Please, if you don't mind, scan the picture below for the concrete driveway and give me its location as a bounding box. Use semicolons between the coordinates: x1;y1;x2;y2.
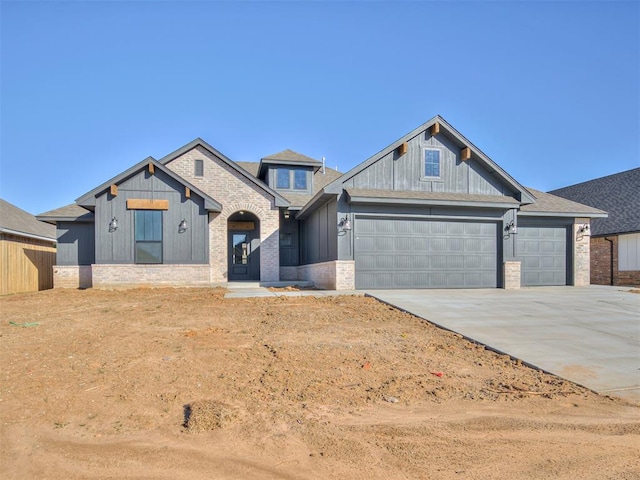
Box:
365;286;640;402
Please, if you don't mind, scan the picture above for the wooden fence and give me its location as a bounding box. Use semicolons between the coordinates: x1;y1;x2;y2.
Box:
0;234;56;295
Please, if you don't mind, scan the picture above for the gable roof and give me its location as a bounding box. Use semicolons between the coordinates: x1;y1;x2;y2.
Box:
37;204;94;224
322;115;536;205
258;149;324;178
0;198;56;241
158;138;290;208
519;188;608;218
75;157;223;212
549;168;639;235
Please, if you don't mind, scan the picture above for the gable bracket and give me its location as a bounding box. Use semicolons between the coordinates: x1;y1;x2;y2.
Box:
148;162;155;175
460;147;471;161
397;142;408;156
110;184;118;196
430;122;440;136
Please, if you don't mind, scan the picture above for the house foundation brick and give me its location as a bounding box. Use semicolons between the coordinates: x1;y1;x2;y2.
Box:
297;260;355;290
91;264;210;288
53;265;93;289
503;261;521;289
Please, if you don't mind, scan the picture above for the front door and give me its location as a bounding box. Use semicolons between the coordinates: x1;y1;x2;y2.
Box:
228;231;259;281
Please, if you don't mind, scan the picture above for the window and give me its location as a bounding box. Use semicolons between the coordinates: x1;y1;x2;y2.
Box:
619;233;640;271
424;149;441;177
280;232;293;247
276;168;308;190
135;210;162;264
276;168;290;189
294;169;307;190
194;159;204;177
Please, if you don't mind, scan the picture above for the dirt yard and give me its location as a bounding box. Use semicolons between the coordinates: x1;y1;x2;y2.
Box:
1;288;638;479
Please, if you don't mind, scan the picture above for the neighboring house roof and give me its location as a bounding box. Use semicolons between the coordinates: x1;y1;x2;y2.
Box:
37;204;95;224
0;198;56;242
345;188;520;209
75;157;223;212
519;188;608;218
549;168;639;235
158;138;290;208
322;115;537;205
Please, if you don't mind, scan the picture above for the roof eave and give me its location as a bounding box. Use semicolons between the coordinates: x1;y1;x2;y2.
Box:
0;227;56;243
347;194;518;210
295;190;338;220
518;211;609;218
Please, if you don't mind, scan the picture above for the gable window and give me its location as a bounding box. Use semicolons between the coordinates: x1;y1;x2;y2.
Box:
135;210;162;264
424;149;441;178
294;169;307;190
276;168;290;189
194;159;204;177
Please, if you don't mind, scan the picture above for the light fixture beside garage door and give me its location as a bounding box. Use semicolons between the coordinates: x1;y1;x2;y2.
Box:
339;215;352;232
504;220;518;238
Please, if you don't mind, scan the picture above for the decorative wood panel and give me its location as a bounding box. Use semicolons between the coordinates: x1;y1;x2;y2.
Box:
126;199;169;210
228;222;255;231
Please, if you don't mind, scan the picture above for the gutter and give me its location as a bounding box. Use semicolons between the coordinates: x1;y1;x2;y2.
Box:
0;227;57;244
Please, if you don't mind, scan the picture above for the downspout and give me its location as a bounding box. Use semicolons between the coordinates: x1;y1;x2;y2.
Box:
604;237;614;286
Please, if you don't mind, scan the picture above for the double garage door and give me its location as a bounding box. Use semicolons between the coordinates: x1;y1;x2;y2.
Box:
354;217;498;289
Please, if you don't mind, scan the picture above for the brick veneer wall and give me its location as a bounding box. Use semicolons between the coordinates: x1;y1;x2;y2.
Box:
590;235;640;286
297;260;355;290
92;264;210;287
503;261;521;289
573;221;591;286
165;145;280;283
53;265;93;289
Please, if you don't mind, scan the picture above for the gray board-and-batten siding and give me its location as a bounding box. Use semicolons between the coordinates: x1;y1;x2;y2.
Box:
94;169;209;264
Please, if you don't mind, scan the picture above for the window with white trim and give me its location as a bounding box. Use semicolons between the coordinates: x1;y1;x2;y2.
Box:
424;148;441;178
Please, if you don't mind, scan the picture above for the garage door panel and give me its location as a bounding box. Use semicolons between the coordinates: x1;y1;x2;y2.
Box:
518;225;567;286
355;218;498;289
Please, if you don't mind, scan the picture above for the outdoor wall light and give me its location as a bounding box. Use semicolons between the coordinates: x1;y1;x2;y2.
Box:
178;219;188;233
578;223;590;236
108;217;118;232
339;215;352;231
284;210;291;219
504;220;517;237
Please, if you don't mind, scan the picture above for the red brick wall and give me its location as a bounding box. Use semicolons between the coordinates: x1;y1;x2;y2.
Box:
590;236;640;286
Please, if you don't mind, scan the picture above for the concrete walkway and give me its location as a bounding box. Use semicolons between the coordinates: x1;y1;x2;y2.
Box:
366;286;640;402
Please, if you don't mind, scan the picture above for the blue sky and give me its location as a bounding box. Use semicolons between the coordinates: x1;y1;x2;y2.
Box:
1;0;638;215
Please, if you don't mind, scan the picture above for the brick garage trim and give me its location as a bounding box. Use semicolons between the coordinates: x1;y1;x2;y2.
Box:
91;264;210;288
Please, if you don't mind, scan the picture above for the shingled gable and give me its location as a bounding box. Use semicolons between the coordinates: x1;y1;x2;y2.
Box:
258;149;324;178
158;138;290;208
74;157;222;212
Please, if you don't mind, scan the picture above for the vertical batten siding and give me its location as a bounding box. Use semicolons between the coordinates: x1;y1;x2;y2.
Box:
300;198;338;265
1;234;56;295
56;222;95;265
94;169;209;265
344;129;514;198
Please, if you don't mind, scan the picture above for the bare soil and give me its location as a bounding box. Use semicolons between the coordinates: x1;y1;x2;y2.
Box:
1;288;638;479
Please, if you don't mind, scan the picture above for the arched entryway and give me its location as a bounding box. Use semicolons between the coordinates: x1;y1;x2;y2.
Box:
227;210;260;281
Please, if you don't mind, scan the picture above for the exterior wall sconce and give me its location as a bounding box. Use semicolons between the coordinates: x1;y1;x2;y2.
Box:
504;220;517;238
178;219;188;233
284;210;290;219
108;217;118;232
339;215;352;231
578;224;590;236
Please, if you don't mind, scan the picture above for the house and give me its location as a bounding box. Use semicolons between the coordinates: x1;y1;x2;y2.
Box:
37;116;606;290
1;198;56;295
549;168;640;286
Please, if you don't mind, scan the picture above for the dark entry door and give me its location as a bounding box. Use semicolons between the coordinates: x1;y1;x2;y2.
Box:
228;231;259;281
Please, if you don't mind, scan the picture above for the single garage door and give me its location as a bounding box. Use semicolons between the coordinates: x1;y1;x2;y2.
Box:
517;224;568;286
355;217;498;289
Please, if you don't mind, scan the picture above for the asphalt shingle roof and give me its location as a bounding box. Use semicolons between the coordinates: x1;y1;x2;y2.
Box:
261;149;322;165
345;188;520;205
37;204;94;223
520;188;608;216
548;168;639;235
0;198;56;240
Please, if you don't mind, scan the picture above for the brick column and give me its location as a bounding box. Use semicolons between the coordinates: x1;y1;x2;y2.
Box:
503;261;521;289
573;220;591;286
